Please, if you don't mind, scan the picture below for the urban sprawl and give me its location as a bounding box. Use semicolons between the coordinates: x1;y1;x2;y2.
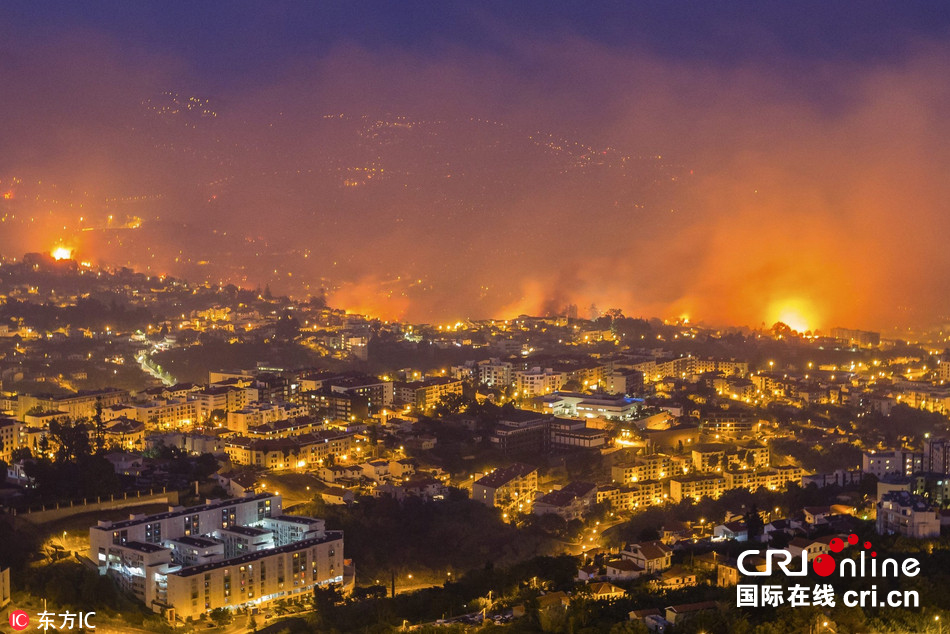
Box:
1;252;949;632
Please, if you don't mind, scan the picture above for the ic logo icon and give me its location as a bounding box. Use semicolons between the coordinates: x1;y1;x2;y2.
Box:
9;610;30;631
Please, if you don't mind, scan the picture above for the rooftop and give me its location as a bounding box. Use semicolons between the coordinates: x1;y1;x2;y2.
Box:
92;493;277;531
169;535;220;548
475;463;537;489
117;540;168;554
169;532;342;577
218;525;271;537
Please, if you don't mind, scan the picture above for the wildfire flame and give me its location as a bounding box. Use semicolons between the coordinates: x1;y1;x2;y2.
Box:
51;246;73;261
769;298;816;333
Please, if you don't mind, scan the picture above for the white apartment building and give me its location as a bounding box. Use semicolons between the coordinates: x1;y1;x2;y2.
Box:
89;494;344;622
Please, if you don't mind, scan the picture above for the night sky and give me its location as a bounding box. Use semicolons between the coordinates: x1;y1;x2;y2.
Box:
3;2;950;330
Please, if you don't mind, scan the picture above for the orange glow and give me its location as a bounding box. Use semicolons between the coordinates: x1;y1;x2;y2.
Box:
768;298;816;333
51;246;73;261
2;191;12;200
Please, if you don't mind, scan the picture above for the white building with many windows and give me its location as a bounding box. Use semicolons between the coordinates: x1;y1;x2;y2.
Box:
89;493;344;622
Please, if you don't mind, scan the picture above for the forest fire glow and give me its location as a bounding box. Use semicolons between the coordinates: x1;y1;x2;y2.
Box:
769;298;816;333
51;246;73;261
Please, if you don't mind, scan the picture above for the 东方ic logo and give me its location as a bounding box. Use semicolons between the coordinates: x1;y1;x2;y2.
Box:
9;610;30;631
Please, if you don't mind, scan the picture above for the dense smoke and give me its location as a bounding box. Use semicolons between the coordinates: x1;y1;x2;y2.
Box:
1;16;949;330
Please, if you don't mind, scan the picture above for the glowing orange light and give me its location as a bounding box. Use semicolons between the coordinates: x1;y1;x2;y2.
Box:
2;192;12;200
768;298;815;333
51;246;73;261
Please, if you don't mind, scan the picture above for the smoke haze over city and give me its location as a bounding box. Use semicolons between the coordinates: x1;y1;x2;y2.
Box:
3;2;950;330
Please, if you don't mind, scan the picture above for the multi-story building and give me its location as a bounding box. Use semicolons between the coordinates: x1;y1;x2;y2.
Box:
103;417;147;451
224;431;357;469
691;441;770;473
394;378;464;412
830;328;881;347
127;399;198;430
611;455;672;485
303;388;369;422
321;375;394;410
597;480;665;511
477;359;513;387
194;386;248;421
166;536;226;566
490;411;554;455
541;392;642;421
691;443;730;473
228;402;308;434
247;374;300;405
89;494;344;621
877;491;940;538
549;418;607;449
724;466;804;492
472;463;538;518
261;515;326;546
15;388;129;420
0;417;20;463
512;368;564;397
604;368;644;396
211;527;274;559
924;437;950;475
533;481;597;521
862;449;924;479
700;411;763;438
163;532;342;620
246;416;323;439
668;474;727;502
90;494;280;558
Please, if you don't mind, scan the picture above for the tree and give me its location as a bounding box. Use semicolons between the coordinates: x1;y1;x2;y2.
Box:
274;311;300;342
434;392;468;417
248;614;258;632
47;418;91;463
208;608;232;626
10;447;32;462
563;379;583;392
746;503;764;541
93;397;105;455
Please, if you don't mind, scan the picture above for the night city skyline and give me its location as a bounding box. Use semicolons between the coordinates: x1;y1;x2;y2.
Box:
5;5;950;634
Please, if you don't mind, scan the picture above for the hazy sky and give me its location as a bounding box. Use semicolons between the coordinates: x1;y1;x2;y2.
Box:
3;2;950;330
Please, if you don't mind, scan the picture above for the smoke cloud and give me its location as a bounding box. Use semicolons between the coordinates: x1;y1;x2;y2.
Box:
1;22;949;331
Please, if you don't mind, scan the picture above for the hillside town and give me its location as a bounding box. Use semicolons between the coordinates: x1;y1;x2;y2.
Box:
1;255;950;631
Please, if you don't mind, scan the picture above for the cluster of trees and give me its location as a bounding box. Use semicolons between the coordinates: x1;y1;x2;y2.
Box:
770;437;864;474
11;408;124;502
21;560;170;630
264;532;950;634
297;492;555;583
857;403;950;446
265;556;579;633
152;339;332;384
9;409;218;504
0;296;153;332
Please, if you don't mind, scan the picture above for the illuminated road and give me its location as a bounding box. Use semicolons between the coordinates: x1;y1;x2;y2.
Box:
136;347;176;386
